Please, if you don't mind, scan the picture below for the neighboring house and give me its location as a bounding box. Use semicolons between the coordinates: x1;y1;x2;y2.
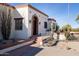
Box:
48;18;56;31
0;4;57;40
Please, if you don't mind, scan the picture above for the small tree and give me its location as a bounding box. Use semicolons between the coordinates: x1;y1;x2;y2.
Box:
0;6;11;40
62;24;72;32
62;24;73;40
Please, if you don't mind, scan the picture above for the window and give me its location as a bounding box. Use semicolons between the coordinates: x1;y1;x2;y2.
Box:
44;22;47;28
14;18;23;30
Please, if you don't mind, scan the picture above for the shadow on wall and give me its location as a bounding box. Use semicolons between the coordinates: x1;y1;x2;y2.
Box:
10;9;29;39
13;23;28;39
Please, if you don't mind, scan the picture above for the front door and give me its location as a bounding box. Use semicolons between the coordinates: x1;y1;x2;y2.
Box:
32;16;38;35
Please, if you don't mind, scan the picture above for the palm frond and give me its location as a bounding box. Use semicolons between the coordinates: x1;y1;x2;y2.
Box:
76;15;79;21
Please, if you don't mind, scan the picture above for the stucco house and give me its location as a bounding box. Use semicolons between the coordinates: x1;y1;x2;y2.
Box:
0;4;56;40
48;18;57;31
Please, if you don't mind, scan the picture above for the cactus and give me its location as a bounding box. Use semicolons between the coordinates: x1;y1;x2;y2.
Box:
0;6;11;40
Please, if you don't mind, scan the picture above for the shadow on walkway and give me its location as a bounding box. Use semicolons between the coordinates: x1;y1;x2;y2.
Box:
0;45;43;56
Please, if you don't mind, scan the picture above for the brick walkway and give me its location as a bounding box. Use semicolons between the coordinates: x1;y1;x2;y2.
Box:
0;39;31;50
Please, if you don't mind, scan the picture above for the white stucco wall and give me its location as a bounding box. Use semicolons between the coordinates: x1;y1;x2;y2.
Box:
28;7;48;36
10;6;29;39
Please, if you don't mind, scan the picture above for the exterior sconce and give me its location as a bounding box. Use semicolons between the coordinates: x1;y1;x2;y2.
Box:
29;20;31;23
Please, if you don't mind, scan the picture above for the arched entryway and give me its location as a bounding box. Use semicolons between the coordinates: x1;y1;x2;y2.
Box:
31;15;38;35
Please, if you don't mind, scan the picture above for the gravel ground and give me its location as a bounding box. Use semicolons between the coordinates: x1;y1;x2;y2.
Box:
36;41;79;56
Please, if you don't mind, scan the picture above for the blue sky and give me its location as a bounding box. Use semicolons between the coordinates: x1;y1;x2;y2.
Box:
10;3;79;28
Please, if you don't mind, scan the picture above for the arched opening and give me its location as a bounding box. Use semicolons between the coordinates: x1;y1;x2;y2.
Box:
31;16;38;35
